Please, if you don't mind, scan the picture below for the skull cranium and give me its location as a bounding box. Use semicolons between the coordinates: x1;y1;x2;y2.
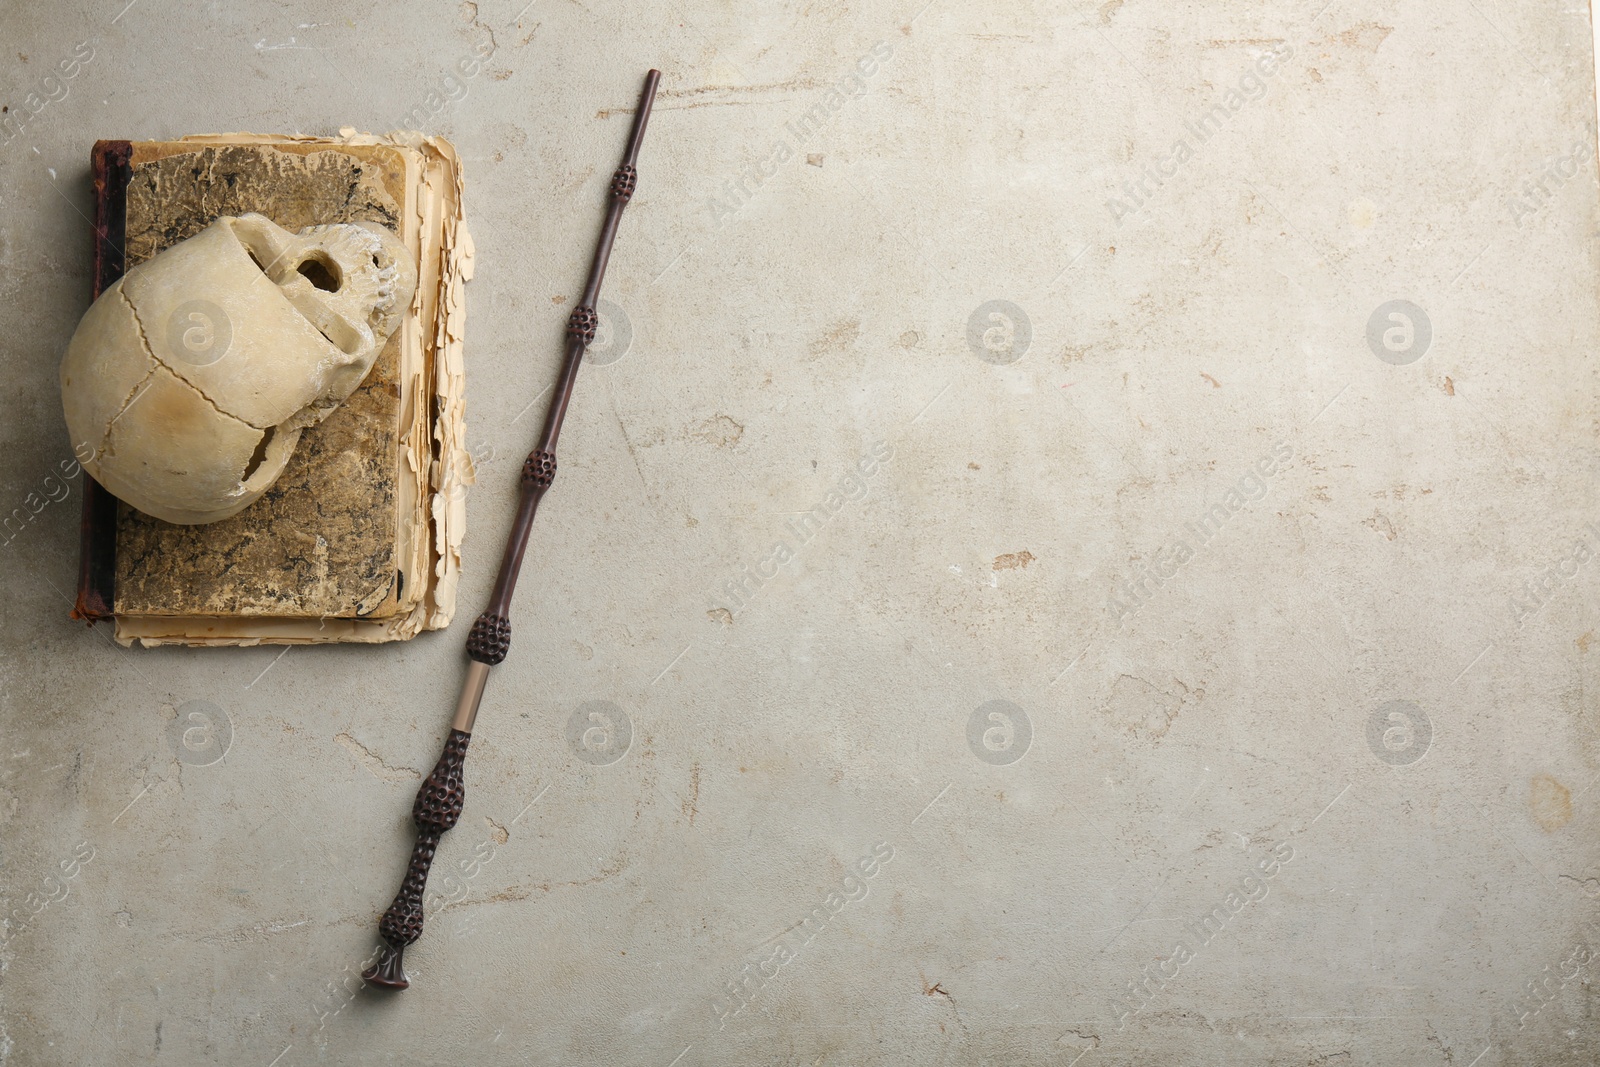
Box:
59;213;418;524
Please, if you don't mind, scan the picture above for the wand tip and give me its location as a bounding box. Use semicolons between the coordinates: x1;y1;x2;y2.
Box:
362;945;411;990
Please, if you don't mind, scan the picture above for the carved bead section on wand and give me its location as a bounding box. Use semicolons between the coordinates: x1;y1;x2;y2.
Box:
466;613;512;665
364;728;472;989
566;305;598;345
521;449;557;490
610;164;637;203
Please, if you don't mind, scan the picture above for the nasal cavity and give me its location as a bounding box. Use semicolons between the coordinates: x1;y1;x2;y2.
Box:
296;254;342;293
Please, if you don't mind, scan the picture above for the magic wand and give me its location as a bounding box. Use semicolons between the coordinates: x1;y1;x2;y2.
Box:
363;68;661;990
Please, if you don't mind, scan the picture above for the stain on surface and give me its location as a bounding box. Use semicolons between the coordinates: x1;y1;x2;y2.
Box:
1363;510;1397;541
1334;21;1393;52
1102;675;1200;740
1205;36;1286;47
683;761;701;824
993;550;1035;571
808;318;861;360
690;414;744;448
480;885;533;905
1530;774;1572;831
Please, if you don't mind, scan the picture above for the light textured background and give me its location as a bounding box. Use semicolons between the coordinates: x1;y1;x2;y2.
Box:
3;1;1600;1064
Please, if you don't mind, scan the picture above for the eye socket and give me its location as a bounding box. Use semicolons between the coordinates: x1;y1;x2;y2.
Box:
296;254;342;293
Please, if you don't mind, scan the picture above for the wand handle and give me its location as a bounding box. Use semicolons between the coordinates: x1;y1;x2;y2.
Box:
364;69;660;991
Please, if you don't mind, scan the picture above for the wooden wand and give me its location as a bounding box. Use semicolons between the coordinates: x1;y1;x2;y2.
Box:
363;68;661;990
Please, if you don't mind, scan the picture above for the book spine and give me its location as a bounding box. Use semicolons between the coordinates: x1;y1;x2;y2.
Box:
71;140;132;623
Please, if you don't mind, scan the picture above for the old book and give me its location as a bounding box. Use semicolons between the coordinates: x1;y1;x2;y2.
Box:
71;132;474;645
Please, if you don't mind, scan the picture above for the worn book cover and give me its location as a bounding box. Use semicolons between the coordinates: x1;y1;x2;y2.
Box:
72;132;474;645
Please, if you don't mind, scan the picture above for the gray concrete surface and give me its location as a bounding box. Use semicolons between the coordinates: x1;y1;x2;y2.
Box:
3;1;1600;1064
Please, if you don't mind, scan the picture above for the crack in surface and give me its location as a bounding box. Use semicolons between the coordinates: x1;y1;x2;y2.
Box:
118;286;268;431
436;854;632;914
334;731;420;783
92;357;159;461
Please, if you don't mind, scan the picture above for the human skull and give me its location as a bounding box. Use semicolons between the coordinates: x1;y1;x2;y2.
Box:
59;213;417;524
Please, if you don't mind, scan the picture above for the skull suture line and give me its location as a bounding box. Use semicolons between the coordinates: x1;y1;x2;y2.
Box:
59;213;418;524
